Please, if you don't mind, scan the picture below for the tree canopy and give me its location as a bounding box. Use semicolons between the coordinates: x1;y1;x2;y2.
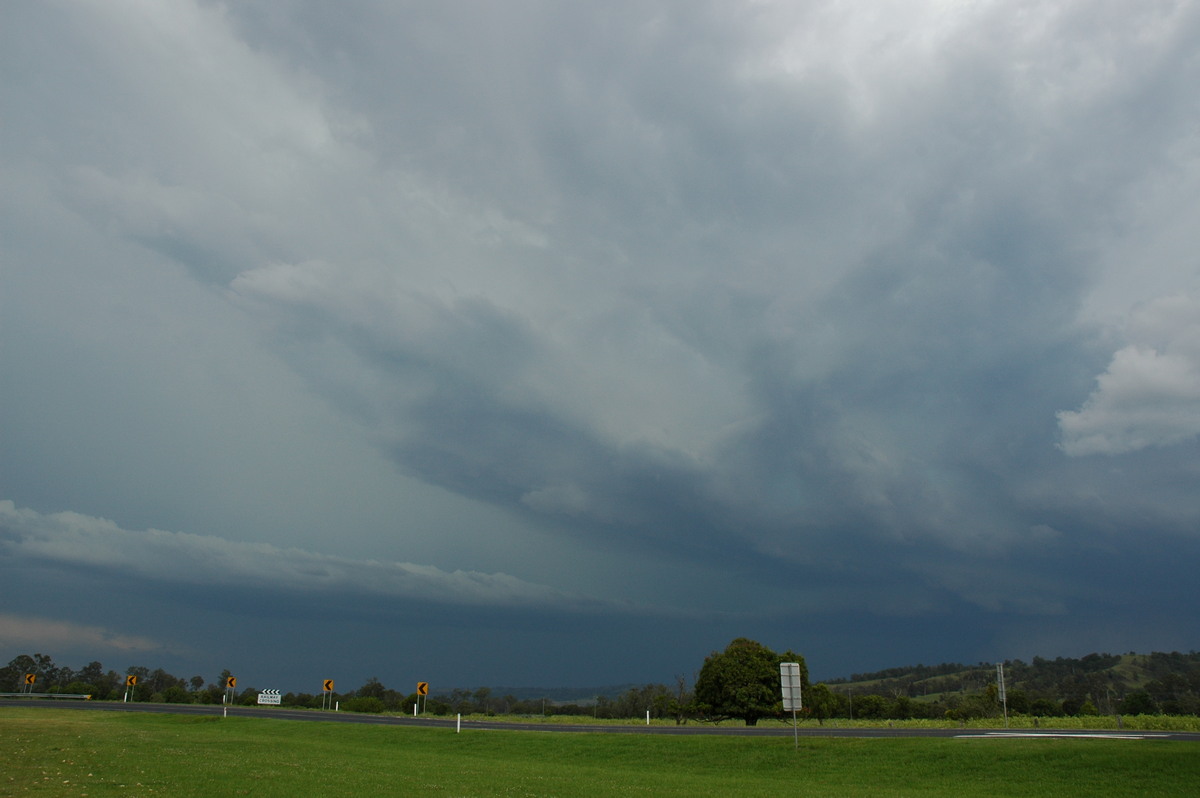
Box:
693;637;808;726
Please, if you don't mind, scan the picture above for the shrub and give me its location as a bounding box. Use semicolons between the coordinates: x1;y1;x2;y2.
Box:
160;685;192;704
344;697;385;714
1029;698;1062;717
64;681;101;699
1121;691;1157;715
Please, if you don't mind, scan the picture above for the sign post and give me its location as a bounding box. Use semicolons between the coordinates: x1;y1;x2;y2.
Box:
417;681;429;714
996;664;1008;729
124;675;138;703
23;673;36;695
322;679;334;711
223;676;236;717
780;662;802;750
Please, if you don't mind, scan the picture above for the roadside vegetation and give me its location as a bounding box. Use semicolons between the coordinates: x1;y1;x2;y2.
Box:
5;644;1200;729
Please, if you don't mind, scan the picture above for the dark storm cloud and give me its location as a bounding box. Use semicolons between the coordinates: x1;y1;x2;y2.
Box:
4;0;1200;684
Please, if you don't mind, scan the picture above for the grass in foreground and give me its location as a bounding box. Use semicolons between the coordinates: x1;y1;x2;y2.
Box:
3;708;1197;797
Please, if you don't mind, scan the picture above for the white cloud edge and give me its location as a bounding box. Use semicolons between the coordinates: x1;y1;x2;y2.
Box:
0;500;611;613
1058;294;1200;456
0;612;166;655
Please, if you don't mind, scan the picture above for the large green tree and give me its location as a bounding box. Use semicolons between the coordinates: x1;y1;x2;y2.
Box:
693;638;808;726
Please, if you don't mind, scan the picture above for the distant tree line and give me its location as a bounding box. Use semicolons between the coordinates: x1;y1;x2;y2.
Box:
0;653;694;719
818;650;1200;718
1;653;218;705
6;646;1199;722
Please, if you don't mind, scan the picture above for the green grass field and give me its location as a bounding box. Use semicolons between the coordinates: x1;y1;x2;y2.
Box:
3;708;1197;797
448;711;1200;732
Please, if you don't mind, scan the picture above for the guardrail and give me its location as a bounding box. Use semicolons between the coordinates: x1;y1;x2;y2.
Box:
0;692;92;700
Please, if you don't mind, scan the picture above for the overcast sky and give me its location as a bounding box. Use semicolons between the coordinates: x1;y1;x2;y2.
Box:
3;0;1200;694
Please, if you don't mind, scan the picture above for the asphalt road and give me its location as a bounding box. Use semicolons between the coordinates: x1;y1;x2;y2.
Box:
4;698;1198;741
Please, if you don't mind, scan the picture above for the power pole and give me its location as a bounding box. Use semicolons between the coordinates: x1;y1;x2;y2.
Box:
996;664;1008;728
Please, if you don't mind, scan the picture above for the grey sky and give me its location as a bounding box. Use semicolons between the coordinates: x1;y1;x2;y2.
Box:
3;0;1199;691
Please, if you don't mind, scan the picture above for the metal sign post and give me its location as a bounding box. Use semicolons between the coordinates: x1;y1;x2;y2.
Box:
223;676;236;718
780;662;803;750
322;679;334;711
996;664;1008;729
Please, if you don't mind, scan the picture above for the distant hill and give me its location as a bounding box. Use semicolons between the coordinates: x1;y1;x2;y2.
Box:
820;650;1200;711
434;684;641;704
438;652;1200;708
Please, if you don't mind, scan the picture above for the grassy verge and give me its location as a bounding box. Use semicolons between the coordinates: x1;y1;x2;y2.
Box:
3;707;1197;797
447;711;1200;732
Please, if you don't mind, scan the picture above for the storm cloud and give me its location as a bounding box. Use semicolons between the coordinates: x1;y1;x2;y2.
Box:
3;0;1199;688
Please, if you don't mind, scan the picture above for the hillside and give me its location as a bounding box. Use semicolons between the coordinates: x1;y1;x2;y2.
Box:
437;684;641;704
437;652;1200;713
820;651;1200;715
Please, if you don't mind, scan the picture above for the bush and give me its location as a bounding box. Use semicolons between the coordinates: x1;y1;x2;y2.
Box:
344;697;385;714
63;681;101;699
160;685;192;704
1121;691;1157;715
1029;698;1062;716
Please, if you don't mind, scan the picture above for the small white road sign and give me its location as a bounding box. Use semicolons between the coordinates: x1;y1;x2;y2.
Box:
257;689;282;705
780;662;802;711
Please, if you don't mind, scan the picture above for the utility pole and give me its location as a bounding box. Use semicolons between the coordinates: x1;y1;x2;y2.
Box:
996;664;1008;729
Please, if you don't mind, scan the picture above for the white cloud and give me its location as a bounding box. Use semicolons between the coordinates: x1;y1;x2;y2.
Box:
1059;295;1200;455
0;500;606;612
0;612;165;654
521;483;594;517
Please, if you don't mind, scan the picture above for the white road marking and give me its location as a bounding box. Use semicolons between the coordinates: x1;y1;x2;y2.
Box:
955;731;1170;740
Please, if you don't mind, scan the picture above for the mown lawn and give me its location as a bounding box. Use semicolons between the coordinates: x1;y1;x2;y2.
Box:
3;708;1197;797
